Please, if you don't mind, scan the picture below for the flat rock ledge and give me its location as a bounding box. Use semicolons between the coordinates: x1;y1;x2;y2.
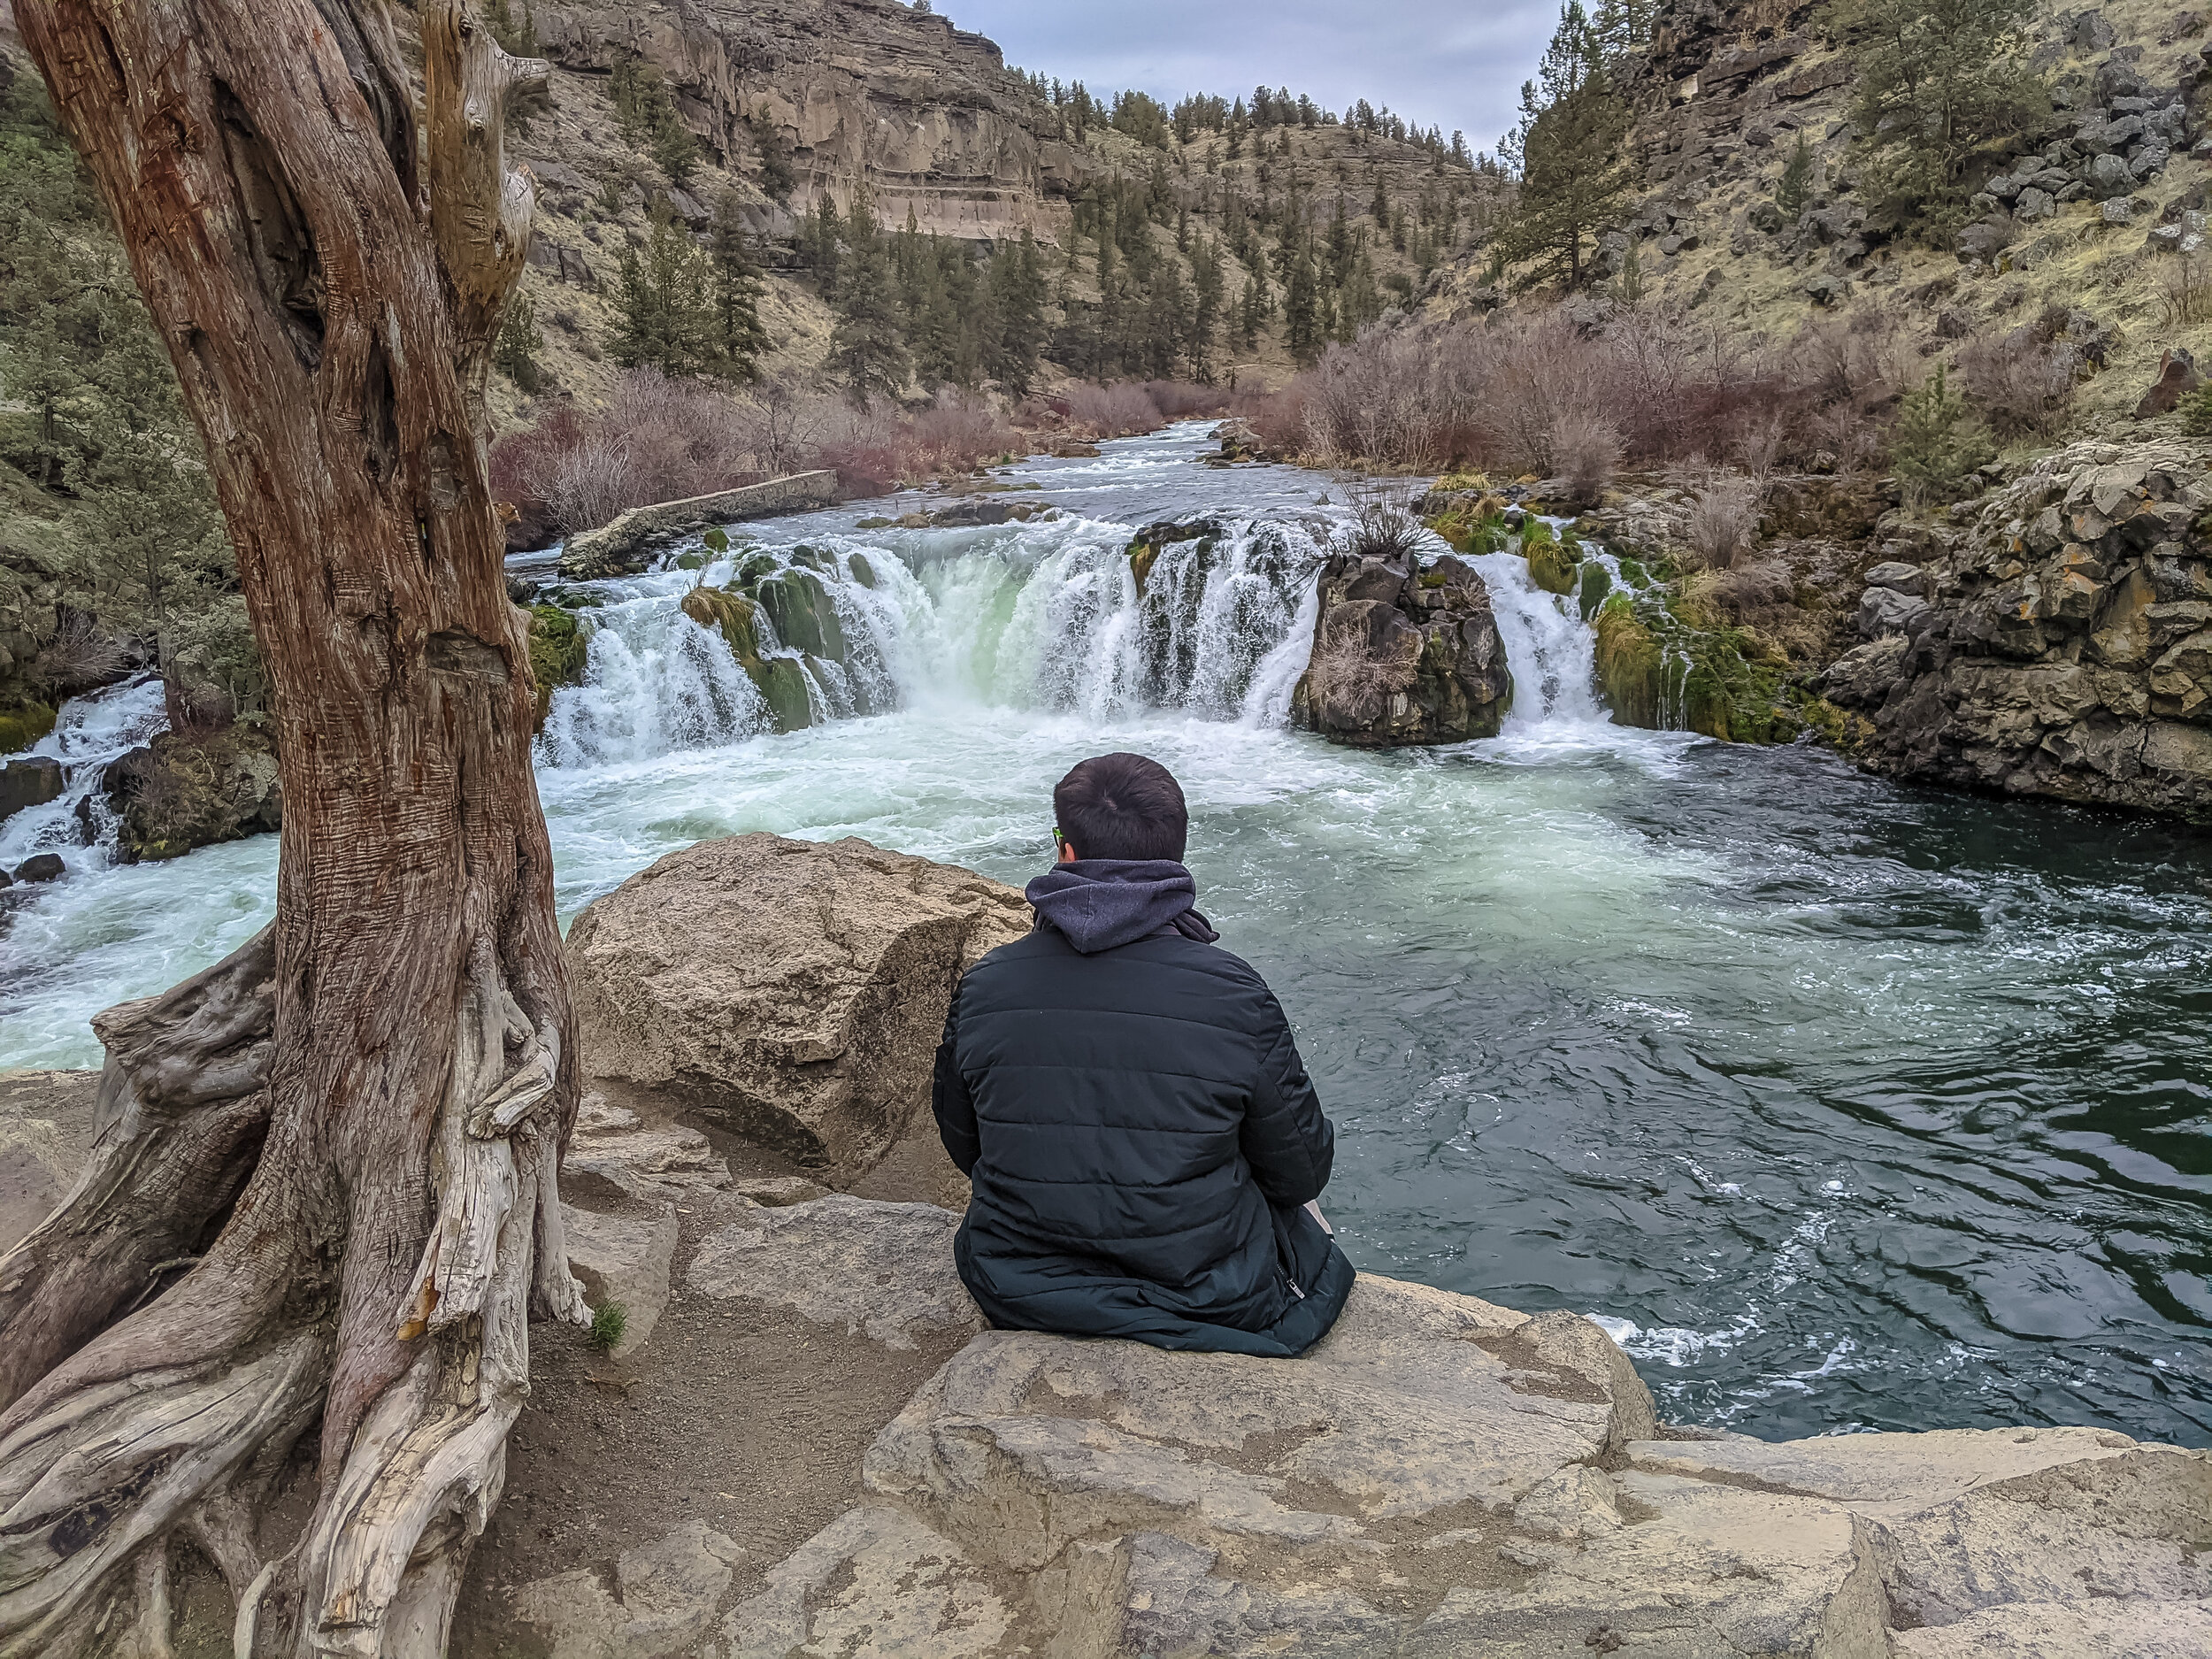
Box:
509;1194;2212;1659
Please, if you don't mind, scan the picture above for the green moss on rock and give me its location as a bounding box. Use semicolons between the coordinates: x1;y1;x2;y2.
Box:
1595;598;1666;728
526;605;589;731
0;702;58;754
1525;534;1579;597
848;552;878;589
757;569;847;660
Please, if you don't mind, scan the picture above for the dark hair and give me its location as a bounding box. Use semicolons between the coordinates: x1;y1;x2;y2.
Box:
1054;752;1188;863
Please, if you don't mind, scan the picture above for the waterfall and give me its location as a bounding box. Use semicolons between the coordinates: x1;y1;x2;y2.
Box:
533;508;1645;769
538;516;1332;764
1;676;170;872
1462;549;1612;730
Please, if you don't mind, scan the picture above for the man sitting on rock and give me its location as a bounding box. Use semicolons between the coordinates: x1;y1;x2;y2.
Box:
932;751;1354;1356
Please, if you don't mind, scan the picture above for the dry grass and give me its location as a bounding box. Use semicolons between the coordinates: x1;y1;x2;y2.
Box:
1684;472;1763;572
1304;612;1419;721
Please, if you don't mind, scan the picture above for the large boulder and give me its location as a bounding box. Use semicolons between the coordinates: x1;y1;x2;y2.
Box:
566;834;1031;1176
694;1195;2210;1657
1292;552;1513;746
0;755;63;825
103;723;281;863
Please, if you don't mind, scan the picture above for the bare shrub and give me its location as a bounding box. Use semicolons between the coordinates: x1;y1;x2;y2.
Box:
2160;251;2212;325
729;373;835;478
1548;409;1624;504
1233;380;1311;456
1684;472;1762;571
1955;328;2079;440
1344;495;1426;562
1686;558;1795;621
1303;611;1419;723
489;369;757;538
30;609;132;696
1057;381;1167;438
902;388;1020;474
540;429;639;535
1136;380;1232;421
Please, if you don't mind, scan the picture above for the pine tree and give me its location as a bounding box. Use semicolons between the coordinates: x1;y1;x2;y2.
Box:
708;192;769;382
828;191;911;405
1370;179;1390;226
1776;131;1816;217
986;230;1049;396
1499;3;1634;289
748;105;796;202
493;288;544;392
1892;364;1994;508
1285;242;1321;363
612;205;719;376
1188;236;1225;382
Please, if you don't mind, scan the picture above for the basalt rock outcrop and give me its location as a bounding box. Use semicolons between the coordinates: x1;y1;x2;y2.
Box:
1827;442;2212;816
564;833;1031;1175
1292;550;1513;747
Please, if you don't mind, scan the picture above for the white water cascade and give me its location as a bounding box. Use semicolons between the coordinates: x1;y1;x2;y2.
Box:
537;513;1337;768
1;675;170;873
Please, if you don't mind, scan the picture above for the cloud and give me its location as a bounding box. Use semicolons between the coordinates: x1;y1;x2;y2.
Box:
941;0;1558;156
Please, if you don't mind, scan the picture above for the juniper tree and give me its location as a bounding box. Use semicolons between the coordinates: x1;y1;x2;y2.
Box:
1499;1;1634;289
1777;130;1817;216
5;2;576;1648
1823;0;2047;241
708;193;769;382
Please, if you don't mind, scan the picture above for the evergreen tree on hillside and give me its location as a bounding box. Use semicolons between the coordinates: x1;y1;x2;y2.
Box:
828;191;911;405
986;231;1050;396
708;193;769;382
612;205;719;377
1823;0;2047;242
1499;2;1633;289
1285;242;1322;363
1776;131;1817;217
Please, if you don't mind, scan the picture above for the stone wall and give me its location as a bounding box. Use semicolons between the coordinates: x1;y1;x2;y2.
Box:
557;470;839;579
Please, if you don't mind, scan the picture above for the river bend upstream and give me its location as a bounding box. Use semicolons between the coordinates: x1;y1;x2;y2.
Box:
4;424;2208;1445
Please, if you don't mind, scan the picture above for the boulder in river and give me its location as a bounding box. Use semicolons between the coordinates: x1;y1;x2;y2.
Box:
565;833;1032;1176
1292;551;1513;746
102;722;280;863
0;755;63;825
12;852;65;883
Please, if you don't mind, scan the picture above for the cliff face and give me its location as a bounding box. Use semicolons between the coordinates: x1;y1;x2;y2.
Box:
1828;442;2212;815
529;0;1081;245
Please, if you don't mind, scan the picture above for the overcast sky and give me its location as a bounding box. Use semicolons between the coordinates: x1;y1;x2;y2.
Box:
940;0;1561;158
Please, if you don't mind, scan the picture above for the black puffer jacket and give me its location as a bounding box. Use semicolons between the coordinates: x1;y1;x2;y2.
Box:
933;904;1354;1356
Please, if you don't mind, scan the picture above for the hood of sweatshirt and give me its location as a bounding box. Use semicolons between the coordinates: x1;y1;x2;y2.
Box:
1025;858;1221;955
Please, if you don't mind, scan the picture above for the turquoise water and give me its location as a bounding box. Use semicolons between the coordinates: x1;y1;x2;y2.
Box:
4;425;2207;1444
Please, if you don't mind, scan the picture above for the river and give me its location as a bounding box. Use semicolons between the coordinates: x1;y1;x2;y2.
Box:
4;422;2208;1446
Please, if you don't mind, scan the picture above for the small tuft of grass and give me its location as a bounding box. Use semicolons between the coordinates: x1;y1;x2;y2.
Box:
587;1301;627;1354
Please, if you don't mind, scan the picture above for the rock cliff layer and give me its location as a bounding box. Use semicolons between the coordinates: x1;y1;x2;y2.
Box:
1830;442;2212;815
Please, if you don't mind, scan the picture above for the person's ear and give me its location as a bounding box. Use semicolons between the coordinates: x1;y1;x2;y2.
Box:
1054;828;1079;863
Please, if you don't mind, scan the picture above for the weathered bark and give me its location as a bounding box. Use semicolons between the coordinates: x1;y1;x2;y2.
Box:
1;3;581;1653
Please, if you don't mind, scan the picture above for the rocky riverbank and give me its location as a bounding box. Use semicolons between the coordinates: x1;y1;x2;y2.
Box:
4;834;2203;1656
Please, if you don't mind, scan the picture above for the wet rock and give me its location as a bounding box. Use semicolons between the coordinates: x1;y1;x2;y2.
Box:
1856;440;2212;815
510;1520;742;1659
1292;553;1513;747
0;756;62;825
565;834;1030;1175
12;852;64;883
527;603;589;732
687;1194;981;1350
103;723;280;864
1859;585;1934;638
1822;636;1912;708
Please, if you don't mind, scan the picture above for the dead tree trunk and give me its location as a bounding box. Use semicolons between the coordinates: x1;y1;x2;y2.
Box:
0;4;583;1653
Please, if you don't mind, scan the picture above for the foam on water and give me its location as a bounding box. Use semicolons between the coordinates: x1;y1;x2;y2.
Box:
3;422;2208;1447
